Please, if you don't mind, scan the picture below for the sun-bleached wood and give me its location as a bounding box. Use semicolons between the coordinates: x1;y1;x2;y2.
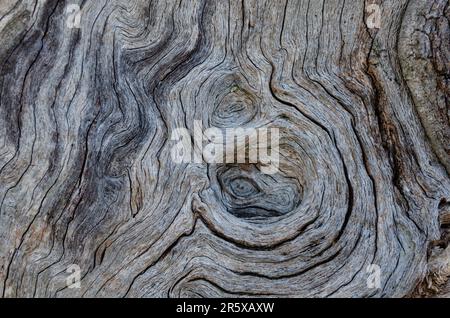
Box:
0;0;449;298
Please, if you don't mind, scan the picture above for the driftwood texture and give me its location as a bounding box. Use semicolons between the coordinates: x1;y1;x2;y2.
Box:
0;0;449;298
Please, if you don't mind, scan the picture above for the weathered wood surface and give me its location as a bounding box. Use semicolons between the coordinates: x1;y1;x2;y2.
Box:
0;0;449;298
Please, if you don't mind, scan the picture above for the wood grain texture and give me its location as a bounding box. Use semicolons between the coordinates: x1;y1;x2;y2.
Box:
0;0;449;298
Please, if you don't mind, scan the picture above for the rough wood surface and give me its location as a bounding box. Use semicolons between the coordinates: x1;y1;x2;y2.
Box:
0;0;449;298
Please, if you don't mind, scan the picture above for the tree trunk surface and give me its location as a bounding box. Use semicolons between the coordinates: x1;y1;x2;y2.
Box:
0;0;449;298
